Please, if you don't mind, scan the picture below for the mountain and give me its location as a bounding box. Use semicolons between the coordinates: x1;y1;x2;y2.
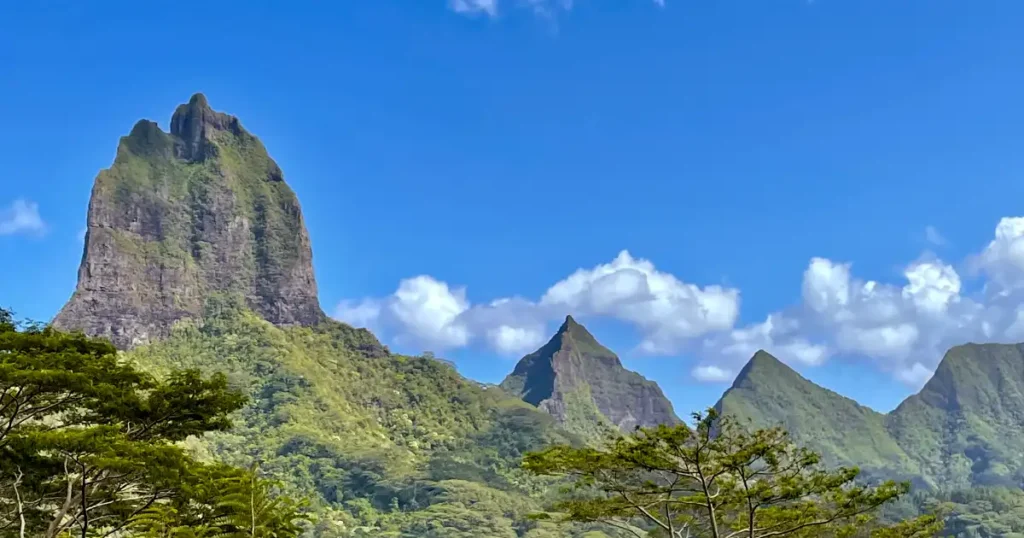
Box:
53;94;323;349
719;347;1024;491
51;95;608;537
887;343;1024;490
715;351;915;481
501;315;680;440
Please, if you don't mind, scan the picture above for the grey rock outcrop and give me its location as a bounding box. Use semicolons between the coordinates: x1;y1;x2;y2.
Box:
54;93;324;348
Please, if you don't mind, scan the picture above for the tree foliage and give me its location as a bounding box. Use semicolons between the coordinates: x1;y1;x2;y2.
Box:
129;464;306;538
524;408;943;538
0;309;305;538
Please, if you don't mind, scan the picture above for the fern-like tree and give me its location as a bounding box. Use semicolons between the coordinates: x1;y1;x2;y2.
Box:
523;408;943;538
130;464;306;538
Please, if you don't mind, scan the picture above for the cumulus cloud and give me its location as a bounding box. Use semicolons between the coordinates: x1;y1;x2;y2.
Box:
335;250;737;357
975;217;1024;290
0;199;46;236
701;218;1024;385
336;275;471;350
541;250;739;353
337;216;1024;387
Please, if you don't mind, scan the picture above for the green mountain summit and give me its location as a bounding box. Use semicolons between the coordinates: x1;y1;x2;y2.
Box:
716;350;914;481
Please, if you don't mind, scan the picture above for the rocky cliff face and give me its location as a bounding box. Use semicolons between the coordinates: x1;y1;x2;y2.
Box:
500;316;680;438
54;94;324;348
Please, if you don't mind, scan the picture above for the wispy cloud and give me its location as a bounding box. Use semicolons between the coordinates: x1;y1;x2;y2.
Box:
0;199;46;237
450;0;499;17
450;0;664;19
924;225;947;247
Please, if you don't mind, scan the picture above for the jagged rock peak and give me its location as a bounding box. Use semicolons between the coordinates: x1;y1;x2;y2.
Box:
53;93;324;349
500;316;680;436
170;93;243;161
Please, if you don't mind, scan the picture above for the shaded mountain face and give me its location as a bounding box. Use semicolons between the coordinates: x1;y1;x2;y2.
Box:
715;351;915;482
718;347;1024;490
53;94;324;348
501;316;680;439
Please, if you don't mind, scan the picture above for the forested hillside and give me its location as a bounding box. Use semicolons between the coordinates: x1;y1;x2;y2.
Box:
126;295;610;537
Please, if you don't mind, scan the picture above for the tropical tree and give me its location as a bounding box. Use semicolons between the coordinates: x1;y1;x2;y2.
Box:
0;308;305;538
523;408;943;538
129;464;306;538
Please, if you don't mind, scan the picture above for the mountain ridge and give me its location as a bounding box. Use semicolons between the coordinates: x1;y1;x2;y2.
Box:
720;346;1024;490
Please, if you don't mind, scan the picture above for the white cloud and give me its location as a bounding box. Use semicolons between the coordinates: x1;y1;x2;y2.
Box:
77;227;87;242
334;250;736;357
487;325;546;355
975;217;1024;289
337;216;1024;387
542;250;739;354
692;365;732;383
0;199;46;236
802;258;851;315
896;362;933;388
702;217;1024;385
336;275;470;350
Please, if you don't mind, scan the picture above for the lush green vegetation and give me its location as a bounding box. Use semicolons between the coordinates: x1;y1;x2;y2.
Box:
123;295;615;537
0;309;306;537
523;408;942;538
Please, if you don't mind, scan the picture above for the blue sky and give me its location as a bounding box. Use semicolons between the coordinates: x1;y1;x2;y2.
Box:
4;0;1024;416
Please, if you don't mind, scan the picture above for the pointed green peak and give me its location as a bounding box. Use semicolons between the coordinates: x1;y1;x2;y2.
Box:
731;350;802;389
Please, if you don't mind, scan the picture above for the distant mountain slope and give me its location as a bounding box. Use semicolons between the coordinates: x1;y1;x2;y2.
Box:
501;316;680;440
718;347;1024;490
887;343;1024;490
715;351;915;481
54;94;323;349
